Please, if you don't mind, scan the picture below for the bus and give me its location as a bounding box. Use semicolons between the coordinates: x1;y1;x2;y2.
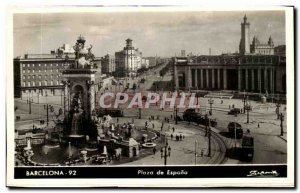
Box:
241;136;254;161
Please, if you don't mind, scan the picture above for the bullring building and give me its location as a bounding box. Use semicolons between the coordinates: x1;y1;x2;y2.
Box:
173;15;286;94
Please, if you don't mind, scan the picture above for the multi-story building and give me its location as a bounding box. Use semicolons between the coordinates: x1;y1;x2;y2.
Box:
274;45;286;56
101;54;116;75
14;36;102;98
115;39;142;77
141;58;150;69
173;15;286;94
250;36;275;55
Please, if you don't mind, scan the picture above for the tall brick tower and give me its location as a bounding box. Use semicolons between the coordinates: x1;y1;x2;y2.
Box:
239;15;250;55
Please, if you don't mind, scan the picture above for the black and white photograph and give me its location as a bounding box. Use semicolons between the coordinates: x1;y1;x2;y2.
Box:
6;6;295;188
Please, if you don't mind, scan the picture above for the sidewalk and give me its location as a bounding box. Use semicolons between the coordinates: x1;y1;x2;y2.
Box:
112;117;225;165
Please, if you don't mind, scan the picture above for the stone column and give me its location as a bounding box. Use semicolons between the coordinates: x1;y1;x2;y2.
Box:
200;69;203;89
185;67;189;89
174;59;179;90
251;69;255;91
188;66;192;90
264;68;268;92
238;68;242;91
206;69;209;89
64;84;69;116
89;84;95;113
212;69;215;89
245;68;249;91
223;69;227;90
270;68;273;94
195;69;198;89
258;68;261;93
217;69;220;89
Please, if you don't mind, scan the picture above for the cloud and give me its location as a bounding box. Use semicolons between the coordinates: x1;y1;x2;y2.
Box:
13;10;286;57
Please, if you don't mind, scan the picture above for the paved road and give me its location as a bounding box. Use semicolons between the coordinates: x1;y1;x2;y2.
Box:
14;61;287;165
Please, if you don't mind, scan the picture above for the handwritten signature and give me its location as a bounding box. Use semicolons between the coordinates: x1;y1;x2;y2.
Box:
247;170;279;177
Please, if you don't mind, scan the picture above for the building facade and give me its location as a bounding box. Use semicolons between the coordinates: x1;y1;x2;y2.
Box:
173;15;286;94
115;39;142;77
173;54;286;94
101;54;116;75
141;58;150;69
14;36;102;98
250;36;275;55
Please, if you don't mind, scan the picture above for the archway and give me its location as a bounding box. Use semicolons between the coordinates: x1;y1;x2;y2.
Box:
132;147;137;156
71;85;84;111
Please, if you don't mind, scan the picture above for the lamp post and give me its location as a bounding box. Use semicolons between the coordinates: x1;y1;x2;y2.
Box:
45;91;49;126
207;118;211;157
245;102;251;124
175;106;178;125
38;90;40;104
138;108;142;119
28;97;32;114
280;113;284;136
276;98;281;120
208;98;214;115
160;139;171;165
243;90;246;113
205;114;208;137
234;120;237;150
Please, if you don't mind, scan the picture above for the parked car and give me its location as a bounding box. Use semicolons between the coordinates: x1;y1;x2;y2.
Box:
228;108;242;115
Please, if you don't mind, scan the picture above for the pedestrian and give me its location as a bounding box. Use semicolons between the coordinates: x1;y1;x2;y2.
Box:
152;123;155;129
172;127;175;132
258;123;260;128
229;105;231;109
182;135;185;140
176;135;179;141
153;147;156;154
179;134;182;141
171;114;173;119
171;134;173;140
232;104;235;108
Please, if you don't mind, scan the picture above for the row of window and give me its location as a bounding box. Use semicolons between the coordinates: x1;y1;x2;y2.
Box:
23;74;61;80
22;69;60;73
23;80;62;87
22;63;68;68
257;50;272;54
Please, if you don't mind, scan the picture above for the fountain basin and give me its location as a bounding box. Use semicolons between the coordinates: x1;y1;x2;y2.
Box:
142;143;156;148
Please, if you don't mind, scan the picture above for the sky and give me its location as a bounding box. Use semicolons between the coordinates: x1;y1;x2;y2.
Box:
13;10;286;58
